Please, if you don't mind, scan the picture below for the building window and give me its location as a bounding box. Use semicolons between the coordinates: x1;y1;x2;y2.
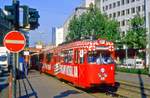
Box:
117;11;120;16
121;0;125;5
109;4;112;9
109;14;112;18
126;9;130;14
121;20;125;26
126;19;129;26
113;2;116;8
113;12;116;18
118;21;121;26
122;31;125;37
131;7;135;13
105;5;108;10
126;0;129;4
136;6;141;12
103;6;105;11
117;1;120;6
121;10;125;16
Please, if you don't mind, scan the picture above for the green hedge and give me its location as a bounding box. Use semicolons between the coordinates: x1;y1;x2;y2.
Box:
116;67;149;75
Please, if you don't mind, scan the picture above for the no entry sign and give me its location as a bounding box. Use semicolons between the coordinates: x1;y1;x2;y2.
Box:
3;31;26;53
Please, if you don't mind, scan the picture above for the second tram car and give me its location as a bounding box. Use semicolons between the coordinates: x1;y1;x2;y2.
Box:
40;39;115;88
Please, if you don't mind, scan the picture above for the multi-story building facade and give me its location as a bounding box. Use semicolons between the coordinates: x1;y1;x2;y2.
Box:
63;0;99;42
100;0;150;65
100;0;149;38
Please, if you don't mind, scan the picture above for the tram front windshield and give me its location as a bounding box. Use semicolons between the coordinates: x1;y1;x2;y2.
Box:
88;51;114;64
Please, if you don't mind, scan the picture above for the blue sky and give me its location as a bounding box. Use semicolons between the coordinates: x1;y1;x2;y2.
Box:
0;0;83;46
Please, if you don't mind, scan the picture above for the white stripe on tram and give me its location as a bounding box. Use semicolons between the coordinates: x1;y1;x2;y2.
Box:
5;40;25;44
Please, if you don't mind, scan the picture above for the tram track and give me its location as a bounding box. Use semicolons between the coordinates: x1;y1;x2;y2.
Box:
66;81;150;98
116;81;150;98
88;88;129;98
86;81;150;98
84;85;129;98
65;81;128;98
44;71;150;98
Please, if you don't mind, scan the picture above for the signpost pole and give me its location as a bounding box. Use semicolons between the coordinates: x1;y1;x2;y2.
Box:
3;31;26;98
12;53;16;98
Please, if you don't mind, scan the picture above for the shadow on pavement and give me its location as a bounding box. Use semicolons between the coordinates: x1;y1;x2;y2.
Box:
19;92;38;98
16;68;38;98
53;90;81;98
138;70;147;98
0;72;9;92
84;82;120;94
0;83;9;92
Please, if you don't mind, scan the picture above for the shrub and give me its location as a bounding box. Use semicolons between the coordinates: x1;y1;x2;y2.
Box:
116;67;149;75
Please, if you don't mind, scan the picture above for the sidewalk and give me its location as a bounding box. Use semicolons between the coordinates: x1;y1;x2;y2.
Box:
116;72;150;88
16;70;95;98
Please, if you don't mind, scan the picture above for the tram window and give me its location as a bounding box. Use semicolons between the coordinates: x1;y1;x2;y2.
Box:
63;49;73;63
88;51;97;64
96;52;114;64
46;53;53;62
88;51;114;64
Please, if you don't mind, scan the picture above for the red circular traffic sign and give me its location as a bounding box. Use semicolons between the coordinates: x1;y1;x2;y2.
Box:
3;31;26;53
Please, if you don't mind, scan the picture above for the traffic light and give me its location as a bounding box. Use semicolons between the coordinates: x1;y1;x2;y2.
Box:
22;6;40;30
28;8;40;30
5;1;19;29
4;5;15;21
22;5;29;27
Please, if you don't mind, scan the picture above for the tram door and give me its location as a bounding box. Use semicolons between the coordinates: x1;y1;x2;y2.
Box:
74;49;79;85
75;49;88;87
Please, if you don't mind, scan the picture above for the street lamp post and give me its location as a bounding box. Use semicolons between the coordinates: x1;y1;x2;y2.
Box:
144;0;150;76
148;12;150;76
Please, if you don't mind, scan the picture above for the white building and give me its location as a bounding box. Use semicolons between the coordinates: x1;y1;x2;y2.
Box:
63;0;150;40
99;0;150;65
100;0;150;37
55;27;64;46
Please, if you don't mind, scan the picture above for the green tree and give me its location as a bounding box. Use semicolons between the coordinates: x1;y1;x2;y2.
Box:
123;15;147;49
66;4;120;42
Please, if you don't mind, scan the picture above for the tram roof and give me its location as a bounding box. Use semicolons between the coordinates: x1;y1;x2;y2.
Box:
49;39;114;53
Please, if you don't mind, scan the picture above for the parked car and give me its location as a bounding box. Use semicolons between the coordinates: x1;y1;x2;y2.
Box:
119;58;144;69
0;47;10;72
135;59;144;69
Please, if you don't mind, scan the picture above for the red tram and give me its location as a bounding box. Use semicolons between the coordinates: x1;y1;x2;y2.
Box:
40;39;115;88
